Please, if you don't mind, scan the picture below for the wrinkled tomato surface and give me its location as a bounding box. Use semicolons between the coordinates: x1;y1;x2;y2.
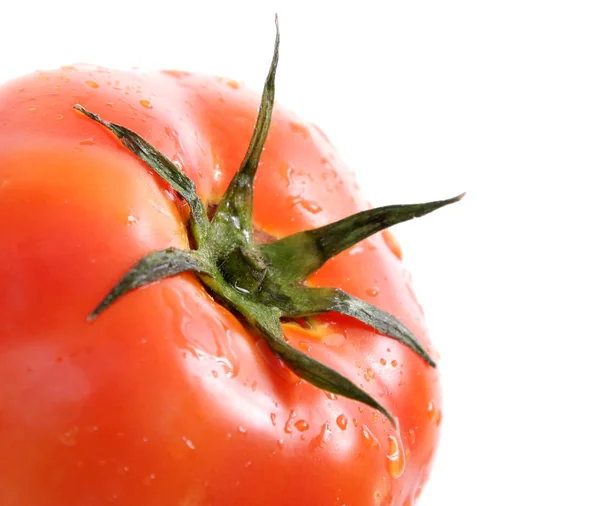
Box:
0;65;441;505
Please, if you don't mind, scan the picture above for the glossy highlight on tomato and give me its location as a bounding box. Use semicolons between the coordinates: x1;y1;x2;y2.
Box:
0;22;457;506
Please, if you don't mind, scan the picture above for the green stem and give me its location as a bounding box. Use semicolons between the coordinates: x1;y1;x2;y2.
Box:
79;16;463;427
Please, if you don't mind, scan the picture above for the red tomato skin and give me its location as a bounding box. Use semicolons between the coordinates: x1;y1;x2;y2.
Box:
0;66;441;506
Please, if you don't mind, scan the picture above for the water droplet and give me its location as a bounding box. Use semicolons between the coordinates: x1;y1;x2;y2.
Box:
140;99;152;109
143;473;156;486
367;286;380;297
162;69;192;79
336;414;348;430
211;370;218;378
55;114;64;120
127;215;139;225
349;245;364;256
299;199;322;214
294;419;310;432
279;162;293;186
284;410;296;434
270;413;277;426
182;436;196;450
28;106;37;112
298;341;312;352
391;360;398;367
352;418;358;427
322;333;346;347
85;80;99;88
213;327;240;378
325;392;337;401
427;401;436;421
435;410;443;427
408;429;416;444
290;121;310;138
386;435;406;479
251;380;257;391
380;358;387;366
59;426;79;446
238;426;247;435
364;368;375;381
383;230;402;260
226;79;240;89
277;439;284;449
79;138;95;146
309;422;331;451
361;425;380;450
213;162;223;183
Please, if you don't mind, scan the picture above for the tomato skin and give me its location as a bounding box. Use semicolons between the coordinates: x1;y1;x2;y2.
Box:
0;66;441;505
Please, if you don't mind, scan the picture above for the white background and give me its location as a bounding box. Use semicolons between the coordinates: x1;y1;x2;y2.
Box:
2;1;599;505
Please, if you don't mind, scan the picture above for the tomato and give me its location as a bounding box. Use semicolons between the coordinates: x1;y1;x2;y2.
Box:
0;26;457;506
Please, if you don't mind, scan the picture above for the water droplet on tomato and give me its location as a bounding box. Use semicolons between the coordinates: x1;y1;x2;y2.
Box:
213;327;240;378
270;413;277;426
143;473;156;486
182;436;196;450
238;426;247;435
290;121;310;138
55;114;64;120
380;358;387;366
435;410;443;427
383;230;402;260
279;162;293;186
367;286;380;297
294;419;310;432
336;414;348;430
85;80;99;88
325;392;337;401
298;341;312;352
309;422;331;451
361;425;380;450
391;360;398;367
299;199;322;214
408;429;416;445
59;426;79;446
322;333;346;347
127;215;139;225
349;245;364;256
226;79;240;89
386;435;405;479
162;69;192;79
140;99;152;109
284;410;296;434
427;401;436;421
364;368;375;381
28;106;37;112
79;138;95;146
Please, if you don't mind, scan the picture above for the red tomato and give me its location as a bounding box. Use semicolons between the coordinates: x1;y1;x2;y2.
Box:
0;36;449;506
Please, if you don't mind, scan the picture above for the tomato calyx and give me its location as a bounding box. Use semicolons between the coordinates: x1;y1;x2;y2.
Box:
76;18;463;426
